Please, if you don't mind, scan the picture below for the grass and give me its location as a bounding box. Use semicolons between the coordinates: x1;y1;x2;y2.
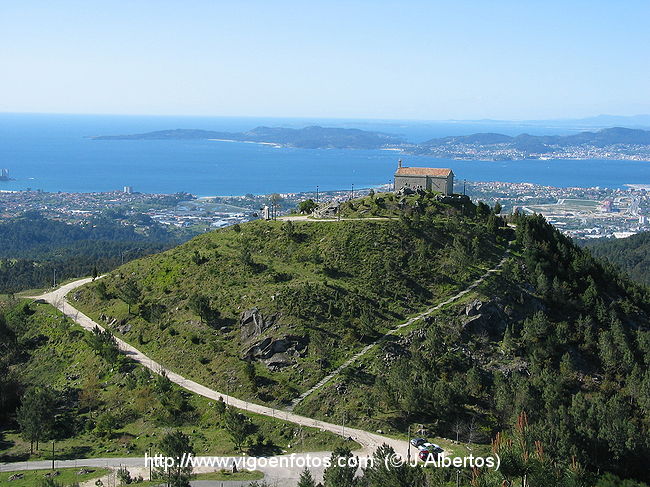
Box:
0;467;109;487
0;302;357;464
293;267;512;457
70;194;507;407
195;469;264;481
120;470;264;487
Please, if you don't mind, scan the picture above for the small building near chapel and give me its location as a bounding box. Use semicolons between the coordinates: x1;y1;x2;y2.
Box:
393;160;454;195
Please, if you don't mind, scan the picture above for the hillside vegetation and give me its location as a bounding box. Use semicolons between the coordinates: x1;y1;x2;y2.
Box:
585;232;650;285
0;212;195;293
73;192;509;405
0;300;351;463
298;214;650;483
28;191;650;484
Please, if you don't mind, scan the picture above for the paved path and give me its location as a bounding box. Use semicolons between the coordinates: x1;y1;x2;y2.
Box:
288;248;510;409
278;215;391;222
11;247;509;485
26;280;409;459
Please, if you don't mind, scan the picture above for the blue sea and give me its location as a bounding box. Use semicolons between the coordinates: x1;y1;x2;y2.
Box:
1;113;650;196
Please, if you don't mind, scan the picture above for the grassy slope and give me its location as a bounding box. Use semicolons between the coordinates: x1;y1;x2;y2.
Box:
73;193;507;406
0;302;354;463
0;468;109;487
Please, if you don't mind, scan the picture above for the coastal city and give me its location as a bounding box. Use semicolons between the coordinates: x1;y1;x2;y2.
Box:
1;180;649;240
419;142;650;162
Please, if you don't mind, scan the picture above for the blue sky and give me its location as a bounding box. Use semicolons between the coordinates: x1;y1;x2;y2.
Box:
1;0;649;120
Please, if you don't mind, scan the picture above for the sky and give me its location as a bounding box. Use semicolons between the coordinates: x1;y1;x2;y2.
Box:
1;0;649;120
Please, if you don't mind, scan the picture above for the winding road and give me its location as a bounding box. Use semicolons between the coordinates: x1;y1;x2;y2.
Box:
2;248;509;485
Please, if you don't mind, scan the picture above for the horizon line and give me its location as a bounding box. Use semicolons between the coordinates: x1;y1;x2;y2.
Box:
2;110;650;125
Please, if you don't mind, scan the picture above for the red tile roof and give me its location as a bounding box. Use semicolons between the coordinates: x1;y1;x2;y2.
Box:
395;167;453;177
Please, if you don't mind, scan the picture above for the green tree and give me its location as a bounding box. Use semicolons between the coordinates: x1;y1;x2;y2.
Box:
297;467;317;487
244;362;258;393
269;193;283;219
298;199;317;214
223;409;254;451
487;213;499;234
95;411;119;438
116;278;141;314
85;326;120;363
323;447;358;487
188;294;211;324
17;386;55;453
363;444;426;487
155;430;194;487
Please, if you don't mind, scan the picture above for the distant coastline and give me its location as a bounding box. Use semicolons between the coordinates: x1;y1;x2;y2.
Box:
91;125;650;162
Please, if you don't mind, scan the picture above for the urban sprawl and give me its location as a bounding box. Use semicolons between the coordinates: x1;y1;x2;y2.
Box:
1;180;649;240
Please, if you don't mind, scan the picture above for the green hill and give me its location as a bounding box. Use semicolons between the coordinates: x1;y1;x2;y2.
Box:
69;193;650;483
584;232;650;285
297;213;650;482
73;192;507;406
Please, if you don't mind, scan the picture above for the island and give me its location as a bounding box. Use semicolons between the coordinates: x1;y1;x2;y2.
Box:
89;125;405;150
91;125;650;161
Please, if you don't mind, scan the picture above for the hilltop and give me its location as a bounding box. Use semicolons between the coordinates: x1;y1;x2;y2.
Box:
72;193;507;404
69;193;650;483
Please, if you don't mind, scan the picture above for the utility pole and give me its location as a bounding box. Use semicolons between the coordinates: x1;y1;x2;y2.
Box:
316;185;319;204
53;269;57;288
351;183;354;200
407;425;411;464
51;439;55;470
463;179;466;195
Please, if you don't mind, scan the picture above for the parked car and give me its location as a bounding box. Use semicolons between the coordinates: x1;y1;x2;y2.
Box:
410;438;427;447
419;449;443;461
419;450;433;461
422;442;444;454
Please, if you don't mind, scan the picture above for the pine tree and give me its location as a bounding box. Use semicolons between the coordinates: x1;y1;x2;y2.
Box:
155;430;194;487
297;467;317;487
17;386;55;453
323;447;358;487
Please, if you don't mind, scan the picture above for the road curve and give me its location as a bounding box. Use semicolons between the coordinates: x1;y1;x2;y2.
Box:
15;247;509;481
27;280;409;459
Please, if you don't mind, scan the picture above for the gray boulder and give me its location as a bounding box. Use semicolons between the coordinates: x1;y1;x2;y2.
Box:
240;308;278;340
245;335;308;369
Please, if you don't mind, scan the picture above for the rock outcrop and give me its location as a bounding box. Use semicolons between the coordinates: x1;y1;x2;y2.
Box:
244;335;307;370
240;308;279;341
460;299;508;337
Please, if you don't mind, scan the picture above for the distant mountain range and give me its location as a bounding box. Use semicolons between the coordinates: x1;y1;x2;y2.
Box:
411;127;650;160
92;125;650;160
420;127;650;148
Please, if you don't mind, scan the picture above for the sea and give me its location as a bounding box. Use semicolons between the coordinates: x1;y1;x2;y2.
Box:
2;113;650;196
